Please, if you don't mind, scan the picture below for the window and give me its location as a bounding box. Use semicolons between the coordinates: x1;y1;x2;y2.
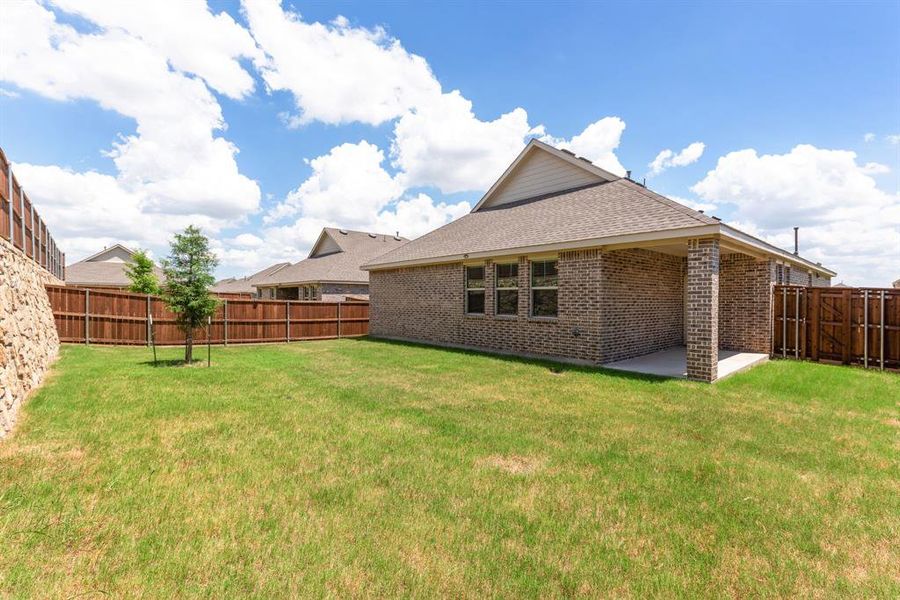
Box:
495;263;518;316
465;265;485;314
531;260;558;317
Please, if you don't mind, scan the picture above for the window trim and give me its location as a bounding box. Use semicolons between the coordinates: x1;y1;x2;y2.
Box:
494;262;519;317
530;259;559;318
465;264;486;315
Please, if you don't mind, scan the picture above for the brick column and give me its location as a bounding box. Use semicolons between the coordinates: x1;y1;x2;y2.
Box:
686;238;719;381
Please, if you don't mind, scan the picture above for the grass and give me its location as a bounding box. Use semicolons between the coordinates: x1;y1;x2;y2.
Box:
1;339;898;598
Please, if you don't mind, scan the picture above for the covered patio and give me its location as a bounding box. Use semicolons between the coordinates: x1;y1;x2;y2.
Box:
603;346;769;381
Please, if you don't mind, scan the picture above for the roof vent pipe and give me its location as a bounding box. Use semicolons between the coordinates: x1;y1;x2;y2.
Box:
793;226;799;255
626;170;631;180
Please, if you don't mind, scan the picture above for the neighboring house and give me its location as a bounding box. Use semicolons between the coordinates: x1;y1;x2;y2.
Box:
254;228;408;301
65;244;164;290
210;262;290;298
363;139;835;382
893;278;899;289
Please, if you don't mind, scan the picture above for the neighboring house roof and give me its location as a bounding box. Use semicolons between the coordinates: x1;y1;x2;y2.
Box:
65;244;165;288
364;139;836;278
893;278;900;289
255;228;408;287
210;262;290;294
832;282;850;288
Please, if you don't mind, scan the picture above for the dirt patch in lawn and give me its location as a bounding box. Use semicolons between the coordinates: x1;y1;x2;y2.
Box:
477;454;545;475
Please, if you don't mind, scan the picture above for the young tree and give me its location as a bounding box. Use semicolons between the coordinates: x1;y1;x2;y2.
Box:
161;226;218;363
125;249;161;295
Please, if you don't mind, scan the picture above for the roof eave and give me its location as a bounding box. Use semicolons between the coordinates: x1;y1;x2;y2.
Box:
363;223;837;278
362;225;721;271
252;278;367;288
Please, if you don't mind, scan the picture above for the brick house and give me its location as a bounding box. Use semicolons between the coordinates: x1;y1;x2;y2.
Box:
363;140;834;381
211;262;290;298
65;244;164;290
254;228;407;301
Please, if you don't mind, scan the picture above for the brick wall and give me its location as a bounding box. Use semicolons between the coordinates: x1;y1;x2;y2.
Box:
719;253;774;353
686;239;719;381
370;252;603;362
598;249;685;362
322;282;368;301
371;248;688;364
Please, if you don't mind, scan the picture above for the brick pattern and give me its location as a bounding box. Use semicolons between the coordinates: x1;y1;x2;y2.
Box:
719;253;773;353
598;249;685;362
686;238;719;381
371;248;690;364
371;252;605;362
321;283;368;301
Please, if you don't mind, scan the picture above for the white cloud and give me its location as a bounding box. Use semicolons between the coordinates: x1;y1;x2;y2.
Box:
692;144;900;286
538;117;627;176
0;0;260;261
52;0;261;99
266;141;404;225
244;0;626;196
391;91;537;193
242;0;439;126
247;141;469;272
863;132;876;142
887;134;900;145
648;141;705;176
667;195;718;214
373;193;470;240
0;88;20;98
861;162;891;175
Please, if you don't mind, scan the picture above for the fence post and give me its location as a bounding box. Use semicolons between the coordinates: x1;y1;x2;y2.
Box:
224;300;228;346
84;289;90;345
841;288;851;364
880;290;885;371
286;300;290;342
337;302;342;338
781;288;786;358
794;288;799;359
19;186;25;251
146;294;151;347
30;200;35;259
6;161;12;242
810;288;820;361
863;289;869;368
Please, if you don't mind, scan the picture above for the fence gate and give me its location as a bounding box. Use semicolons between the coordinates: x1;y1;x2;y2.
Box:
773;285;899;370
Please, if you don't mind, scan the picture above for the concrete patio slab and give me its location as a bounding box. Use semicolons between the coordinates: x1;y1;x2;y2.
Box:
603;346;768;381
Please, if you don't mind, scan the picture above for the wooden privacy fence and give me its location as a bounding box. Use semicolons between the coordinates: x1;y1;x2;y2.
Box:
1;147;65;279
774;285;899;370
46;285;369;346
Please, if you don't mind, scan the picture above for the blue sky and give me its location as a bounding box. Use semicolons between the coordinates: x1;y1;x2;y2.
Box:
1;0;898;285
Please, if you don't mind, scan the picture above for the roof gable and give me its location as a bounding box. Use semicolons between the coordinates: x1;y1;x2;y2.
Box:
473;139;620;212
80;244;135;263
309;229;344;257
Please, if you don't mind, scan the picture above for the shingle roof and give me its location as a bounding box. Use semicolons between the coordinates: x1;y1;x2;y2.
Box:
255;228;407;286
66;247;165;288
211;262;290;294
365;179;717;268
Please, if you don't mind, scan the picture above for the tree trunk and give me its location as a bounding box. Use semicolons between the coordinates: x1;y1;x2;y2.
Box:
185;330;193;363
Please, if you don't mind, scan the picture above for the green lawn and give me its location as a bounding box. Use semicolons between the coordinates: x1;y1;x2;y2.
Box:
1;340;898;598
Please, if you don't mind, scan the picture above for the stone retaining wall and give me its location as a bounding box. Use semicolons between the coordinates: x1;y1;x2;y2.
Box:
1;236;61;438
